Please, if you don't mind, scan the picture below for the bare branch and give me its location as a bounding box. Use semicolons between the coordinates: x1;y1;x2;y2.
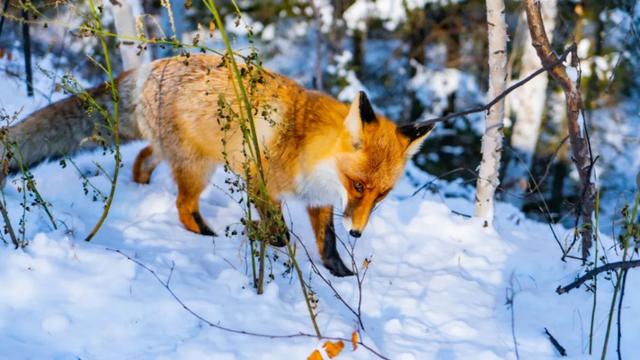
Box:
107;248;390;360
556;260;640;295
407;44;576;130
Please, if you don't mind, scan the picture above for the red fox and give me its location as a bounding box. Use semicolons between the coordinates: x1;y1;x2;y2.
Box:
2;54;434;276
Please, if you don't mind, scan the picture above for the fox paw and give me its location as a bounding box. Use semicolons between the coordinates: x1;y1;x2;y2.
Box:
192;212;217;237
323;257;354;277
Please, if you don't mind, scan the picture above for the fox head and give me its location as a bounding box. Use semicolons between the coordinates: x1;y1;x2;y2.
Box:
335;91;435;237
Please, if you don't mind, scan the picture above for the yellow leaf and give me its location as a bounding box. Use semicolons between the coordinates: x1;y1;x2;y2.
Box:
323;340;345;358
362;258;371;269
351;331;359;350
307;349;323;360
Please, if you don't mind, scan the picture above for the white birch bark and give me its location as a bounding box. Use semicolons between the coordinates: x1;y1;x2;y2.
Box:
109;0;150;70
475;0;508;224
505;0;557;207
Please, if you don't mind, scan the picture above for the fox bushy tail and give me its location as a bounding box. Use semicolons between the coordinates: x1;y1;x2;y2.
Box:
2;73;142;175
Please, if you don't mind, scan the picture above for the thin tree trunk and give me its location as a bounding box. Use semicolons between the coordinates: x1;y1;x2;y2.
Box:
160;0;187;57
523;0;595;259
311;0;327;91
505;1;556;207
474;0;508;224
109;0;150;70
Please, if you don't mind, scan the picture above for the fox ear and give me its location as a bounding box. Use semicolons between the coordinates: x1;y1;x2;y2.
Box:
345;91;377;147
397;121;436;157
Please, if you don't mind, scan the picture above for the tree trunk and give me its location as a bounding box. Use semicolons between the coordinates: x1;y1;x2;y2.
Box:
505;0;556;208
523;0;595;259
474;0;508;224
109;0;150;70
160;0;188;58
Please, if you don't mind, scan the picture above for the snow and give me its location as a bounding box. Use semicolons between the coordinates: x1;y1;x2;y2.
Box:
343;0;449;31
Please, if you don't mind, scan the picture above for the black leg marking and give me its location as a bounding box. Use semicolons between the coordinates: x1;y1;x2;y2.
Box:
269;228;289;247
322;220;354;277
269;213;289;247
191;212;217;236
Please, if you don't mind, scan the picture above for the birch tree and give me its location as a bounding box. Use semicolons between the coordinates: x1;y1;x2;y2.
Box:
475;0;508;224
108;0;150;70
505;0;557;207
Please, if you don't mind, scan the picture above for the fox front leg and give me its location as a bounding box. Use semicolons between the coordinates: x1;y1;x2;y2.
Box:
307;206;354;277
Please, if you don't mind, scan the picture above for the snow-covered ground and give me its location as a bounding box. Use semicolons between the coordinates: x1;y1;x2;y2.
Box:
0;138;638;359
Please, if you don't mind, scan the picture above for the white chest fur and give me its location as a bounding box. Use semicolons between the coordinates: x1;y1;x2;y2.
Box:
295;158;347;209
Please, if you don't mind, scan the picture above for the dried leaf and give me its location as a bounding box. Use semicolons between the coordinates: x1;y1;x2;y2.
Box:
307;349;323;360
362;258;371;269
351;331;359;350
323;340;344;358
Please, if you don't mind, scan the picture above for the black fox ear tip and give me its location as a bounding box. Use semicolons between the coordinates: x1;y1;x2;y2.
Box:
397;121;436;142
357;91;377;124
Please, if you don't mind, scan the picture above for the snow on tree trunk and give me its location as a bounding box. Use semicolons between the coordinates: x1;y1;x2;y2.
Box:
505;0;557;207
109;0;150;70
474;0;508;224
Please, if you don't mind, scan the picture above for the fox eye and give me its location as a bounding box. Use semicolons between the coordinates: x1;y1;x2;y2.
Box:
353;181;365;193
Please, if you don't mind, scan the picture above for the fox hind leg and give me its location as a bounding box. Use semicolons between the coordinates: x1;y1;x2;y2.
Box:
173;161;217;236
133;145;162;184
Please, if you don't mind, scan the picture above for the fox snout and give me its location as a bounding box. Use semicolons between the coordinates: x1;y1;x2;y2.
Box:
342;194;377;238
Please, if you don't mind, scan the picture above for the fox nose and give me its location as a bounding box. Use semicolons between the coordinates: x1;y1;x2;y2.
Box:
349;230;362;238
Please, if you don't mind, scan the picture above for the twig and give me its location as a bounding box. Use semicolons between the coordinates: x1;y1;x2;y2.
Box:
84;0;122;242
107;248;390;360
409;44;576;128
0;198;18;248
556;260;640;294
506;273;520;360
544;327;567;357
616;269;628;360
589;190;601;354
292;231;365;330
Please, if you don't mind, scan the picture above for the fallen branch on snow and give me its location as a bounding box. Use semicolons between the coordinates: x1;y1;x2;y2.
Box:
107;247;390;360
556;260;640;295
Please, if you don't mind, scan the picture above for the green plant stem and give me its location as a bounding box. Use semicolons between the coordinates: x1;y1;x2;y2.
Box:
285;239;322;338
84;0;121;242
204;0;273;296
203;0;266;181
589;190;600;354
14;145;56;229
257;233;267;294
601;192;640;359
0;196;18;248
202;1;319;336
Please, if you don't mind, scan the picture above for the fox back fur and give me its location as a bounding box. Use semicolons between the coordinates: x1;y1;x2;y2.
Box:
3;54;433;276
